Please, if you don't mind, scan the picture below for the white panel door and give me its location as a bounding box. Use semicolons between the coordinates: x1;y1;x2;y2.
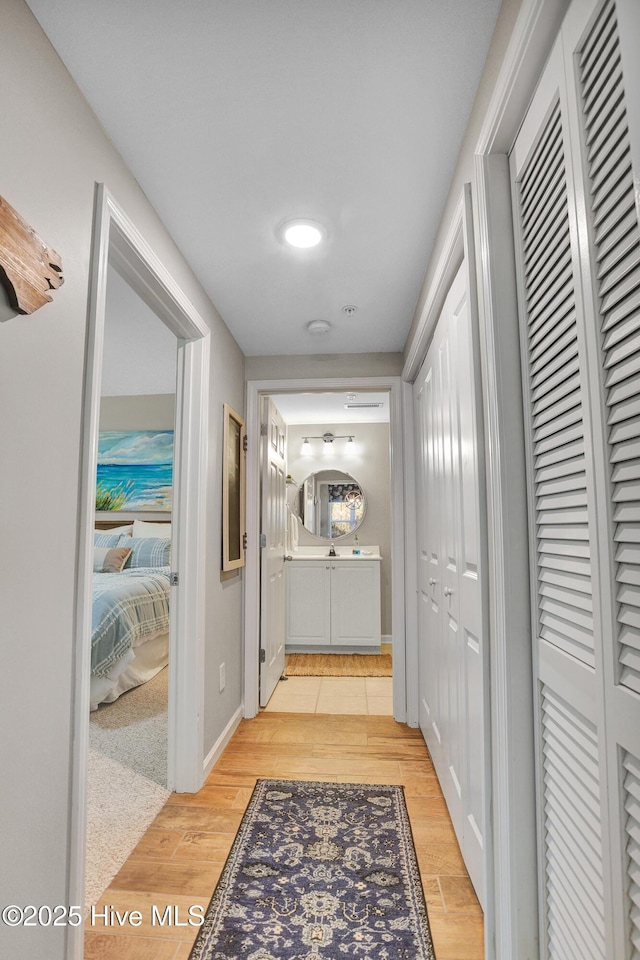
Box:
413;253;488;907
259;397;287;707
415;353;444;765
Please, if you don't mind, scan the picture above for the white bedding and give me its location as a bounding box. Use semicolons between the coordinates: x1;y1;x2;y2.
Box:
90;629;169;711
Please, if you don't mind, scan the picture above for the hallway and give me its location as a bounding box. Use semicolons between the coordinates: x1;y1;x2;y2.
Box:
84;713;483;960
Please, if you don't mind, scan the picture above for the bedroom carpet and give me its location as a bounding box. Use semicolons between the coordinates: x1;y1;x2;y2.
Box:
189;778;435;960
86;667;170;907
285;652;393;676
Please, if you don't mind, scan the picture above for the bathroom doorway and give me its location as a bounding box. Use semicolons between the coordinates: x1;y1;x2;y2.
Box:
243;377;408;721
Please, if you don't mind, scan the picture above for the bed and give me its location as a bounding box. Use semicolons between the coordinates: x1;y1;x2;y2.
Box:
91;519;172;711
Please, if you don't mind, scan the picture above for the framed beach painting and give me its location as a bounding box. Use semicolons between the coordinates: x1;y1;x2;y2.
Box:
222;404;246;572
96;430;173;513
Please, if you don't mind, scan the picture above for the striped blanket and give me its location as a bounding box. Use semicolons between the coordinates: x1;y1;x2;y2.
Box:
91;566;171;677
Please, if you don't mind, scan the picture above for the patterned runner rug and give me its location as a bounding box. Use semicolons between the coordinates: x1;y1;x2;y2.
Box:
285;653;392;677
189;778;434;960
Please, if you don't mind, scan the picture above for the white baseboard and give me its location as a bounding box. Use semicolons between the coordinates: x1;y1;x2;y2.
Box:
202;704;243;780
382;635;393;646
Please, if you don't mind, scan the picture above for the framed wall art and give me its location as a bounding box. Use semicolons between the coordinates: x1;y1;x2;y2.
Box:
222;404;246;572
96;429;173;513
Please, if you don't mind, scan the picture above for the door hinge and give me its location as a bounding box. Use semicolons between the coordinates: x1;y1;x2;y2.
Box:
243;433;248;452
242;532;248;550
260;648;266;663
260;422;268;437
259;533;267;548
169;572;179;586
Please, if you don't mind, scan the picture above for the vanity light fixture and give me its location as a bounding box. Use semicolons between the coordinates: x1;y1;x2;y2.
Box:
281;219;325;248
300;431;355;447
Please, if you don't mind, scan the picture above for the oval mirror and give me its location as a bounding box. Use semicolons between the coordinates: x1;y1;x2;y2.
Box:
292;470;366;540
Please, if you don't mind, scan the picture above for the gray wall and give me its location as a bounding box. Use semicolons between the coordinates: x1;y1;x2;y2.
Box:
287;422;392;636
246;352;403;381
0;4;244;958
99;393;175;430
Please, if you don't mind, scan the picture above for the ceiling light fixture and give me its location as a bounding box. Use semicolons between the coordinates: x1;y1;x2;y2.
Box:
306;319;331;335
281;219;325;248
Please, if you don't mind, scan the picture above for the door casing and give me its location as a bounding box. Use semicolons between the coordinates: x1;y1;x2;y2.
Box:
68;184;210;960
244;377;409;722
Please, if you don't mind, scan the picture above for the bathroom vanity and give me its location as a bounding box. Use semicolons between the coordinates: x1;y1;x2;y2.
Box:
285;547;382;651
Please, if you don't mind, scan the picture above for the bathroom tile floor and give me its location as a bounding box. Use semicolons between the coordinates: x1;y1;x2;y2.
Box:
263;675;393;715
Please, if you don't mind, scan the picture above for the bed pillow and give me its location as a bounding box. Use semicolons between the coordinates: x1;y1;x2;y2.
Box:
132;519;172;539
93;546;132;573
94;532;123;547
95;523;133;536
118;536;171;568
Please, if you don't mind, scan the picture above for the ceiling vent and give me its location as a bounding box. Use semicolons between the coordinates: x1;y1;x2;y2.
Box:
344;402;384;409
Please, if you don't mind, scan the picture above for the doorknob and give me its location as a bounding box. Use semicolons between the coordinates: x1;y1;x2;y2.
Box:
429;578;438;586
443;586;453;597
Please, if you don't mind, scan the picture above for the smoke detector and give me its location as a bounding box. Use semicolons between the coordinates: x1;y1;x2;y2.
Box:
341;304;358;316
307;319;331;336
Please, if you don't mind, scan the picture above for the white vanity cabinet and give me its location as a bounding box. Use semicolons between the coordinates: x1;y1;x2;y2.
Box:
286;556;381;650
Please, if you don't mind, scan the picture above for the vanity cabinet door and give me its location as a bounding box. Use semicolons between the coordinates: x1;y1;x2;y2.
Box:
330;561;381;647
286;561;331;645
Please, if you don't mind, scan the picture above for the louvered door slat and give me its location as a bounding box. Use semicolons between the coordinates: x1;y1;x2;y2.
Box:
541;687;605;959
521;158;566;231
534;397;583;438
532;353;580;406
594;201;636;264
591;133;632;210
594;166;636;233
586;57;623;140
531;326;579;382
540;567;593;593
580;0;615;74
516;100;592;691
623;753;640;958
537;471;588;497
540;553;591;577
526;243;573;315
538;537;590;559
536;454;587;483
520;109;563;207
538;488;588;510
603;312;640;353
609;418;640;447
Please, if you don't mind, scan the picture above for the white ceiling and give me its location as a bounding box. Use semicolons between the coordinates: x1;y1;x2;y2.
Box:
26;0;500;358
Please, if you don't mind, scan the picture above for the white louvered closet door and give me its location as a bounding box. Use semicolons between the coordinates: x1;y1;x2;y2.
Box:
563;0;640;955
511;0;640;956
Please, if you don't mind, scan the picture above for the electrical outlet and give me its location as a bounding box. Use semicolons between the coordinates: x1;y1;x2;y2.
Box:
219;662;226;692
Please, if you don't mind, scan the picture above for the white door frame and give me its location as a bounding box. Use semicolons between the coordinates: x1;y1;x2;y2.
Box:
470;1;571;957
244;377;409;722
68;184;210;959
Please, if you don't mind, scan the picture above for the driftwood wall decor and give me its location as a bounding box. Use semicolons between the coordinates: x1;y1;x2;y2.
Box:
0;194;63;316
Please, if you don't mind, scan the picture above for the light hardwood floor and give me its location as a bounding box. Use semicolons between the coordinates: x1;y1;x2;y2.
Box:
84;712;484;960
